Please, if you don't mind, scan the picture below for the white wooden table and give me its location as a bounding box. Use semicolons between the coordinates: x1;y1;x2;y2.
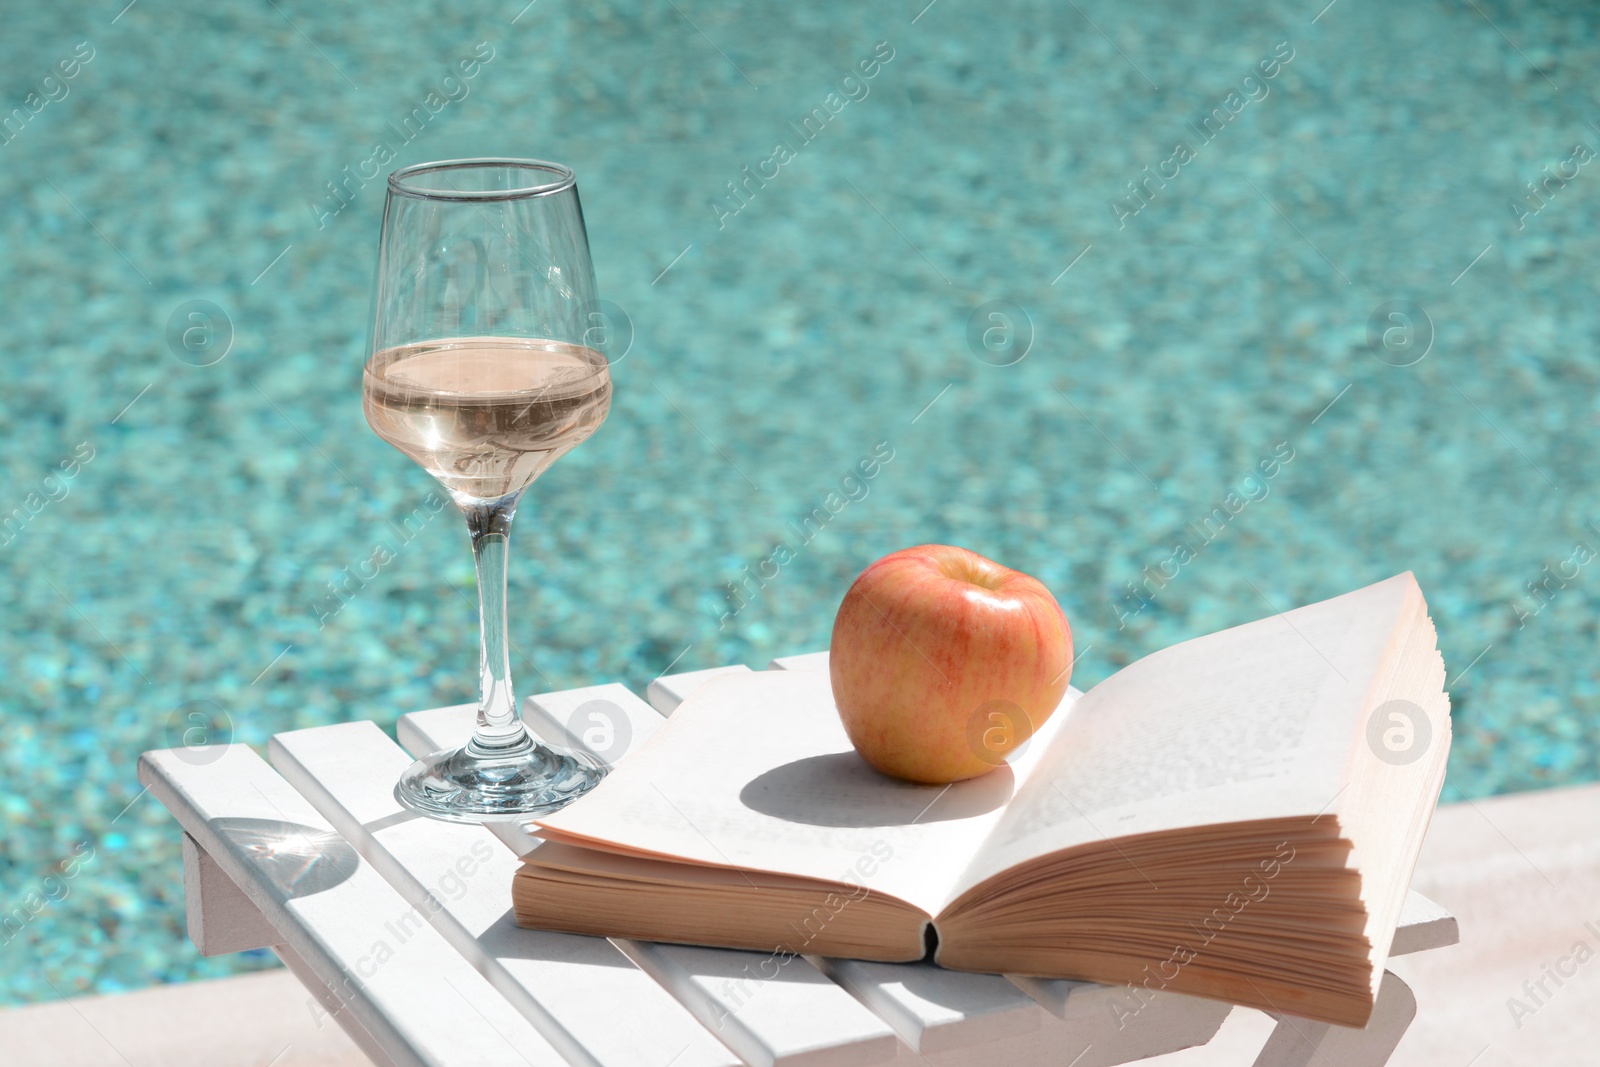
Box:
139;651;1458;1067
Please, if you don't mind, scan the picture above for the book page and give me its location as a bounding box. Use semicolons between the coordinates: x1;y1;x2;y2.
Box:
951;575;1414;901
534;668;1074;917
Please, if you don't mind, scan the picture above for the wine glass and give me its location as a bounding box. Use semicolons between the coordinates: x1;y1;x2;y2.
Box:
363;158;611;822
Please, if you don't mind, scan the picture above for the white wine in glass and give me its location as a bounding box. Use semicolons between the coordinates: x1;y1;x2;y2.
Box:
364;337;611;500
363;160;612;822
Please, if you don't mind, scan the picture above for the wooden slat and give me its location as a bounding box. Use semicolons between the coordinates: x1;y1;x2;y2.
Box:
647;664;752;715
616;942;899;1067
1391;891;1458;955
272;940;400;1067
270;721;740;1067
526;681;669;769
399;693;900;1067
182;832;280;956
137;745;567;1067
1251;969;1416;1067
1002;976;1230;1057
767;652;831;673
815;957;1042;1055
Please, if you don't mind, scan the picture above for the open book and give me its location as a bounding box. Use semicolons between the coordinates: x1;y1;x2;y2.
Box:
518;573;1450;1027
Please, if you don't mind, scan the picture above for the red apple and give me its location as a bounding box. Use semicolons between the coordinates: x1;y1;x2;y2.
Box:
829;545;1073;784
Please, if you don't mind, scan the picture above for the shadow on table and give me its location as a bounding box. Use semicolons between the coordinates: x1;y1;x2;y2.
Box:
211;817;361;898
480;910;643;967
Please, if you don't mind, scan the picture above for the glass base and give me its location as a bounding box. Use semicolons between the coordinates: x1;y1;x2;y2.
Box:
394;735;606;824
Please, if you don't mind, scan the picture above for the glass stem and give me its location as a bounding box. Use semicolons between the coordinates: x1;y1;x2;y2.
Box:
462;491;531;757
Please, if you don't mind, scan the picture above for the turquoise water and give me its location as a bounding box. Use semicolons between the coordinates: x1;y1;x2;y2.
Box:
2;0;1597;1004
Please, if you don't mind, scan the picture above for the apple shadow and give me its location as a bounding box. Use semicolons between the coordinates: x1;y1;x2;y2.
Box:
739;751;1014;827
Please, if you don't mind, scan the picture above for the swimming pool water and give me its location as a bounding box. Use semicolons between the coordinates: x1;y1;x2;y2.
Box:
2;0;1597;1004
